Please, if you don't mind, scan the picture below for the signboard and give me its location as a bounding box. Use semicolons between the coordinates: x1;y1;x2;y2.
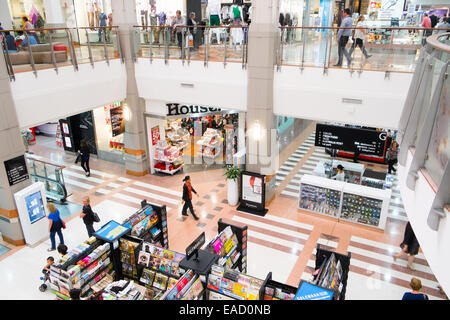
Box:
186;232;206;259
4;155;29;186
94;220;130;242
25;190;46;224
110;105;125;137
379;0;405;19
294;281;335;300
151;126;160;146
315;124;387;156
237;171;268;217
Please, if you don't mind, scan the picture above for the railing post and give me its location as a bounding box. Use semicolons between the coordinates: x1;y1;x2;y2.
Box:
164;27;169;65
24;32;37;77
323;29;331;75
224;26;228;68
101;27;110;65
204;27;209;68
277;28;284;71
47;30;58;74
149;27;153;64
115;27;124;63
181;29;185;65
300;28;305;72
85;28;94;67
1;36;16;81
66;29;78;71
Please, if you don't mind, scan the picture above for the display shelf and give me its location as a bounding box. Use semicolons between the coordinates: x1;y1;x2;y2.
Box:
196;151;222;159
154;155;184;163
299;175;345;219
340;183;391;230
262;274;298;300
154;165;184;175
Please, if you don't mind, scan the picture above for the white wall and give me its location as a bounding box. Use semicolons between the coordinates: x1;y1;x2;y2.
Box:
274;66;413;129
398;150;450;295
135;59;248;112
11;60;127;129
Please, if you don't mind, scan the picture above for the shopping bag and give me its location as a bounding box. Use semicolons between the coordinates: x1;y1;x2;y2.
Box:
186;34;194;48
61;220;66;229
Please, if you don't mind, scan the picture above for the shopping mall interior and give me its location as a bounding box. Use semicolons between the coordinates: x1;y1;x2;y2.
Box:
0;0;449;302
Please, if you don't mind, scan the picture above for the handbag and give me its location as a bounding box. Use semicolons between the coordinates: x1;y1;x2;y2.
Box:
61;220;66;229
186;34;194;48
92;211;100;223
75;153;81;164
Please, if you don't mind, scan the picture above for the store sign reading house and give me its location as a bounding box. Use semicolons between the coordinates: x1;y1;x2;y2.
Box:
167;103;222;117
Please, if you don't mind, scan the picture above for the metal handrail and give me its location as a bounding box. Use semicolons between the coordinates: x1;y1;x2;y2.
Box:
0;26;122;79
426;32;450;54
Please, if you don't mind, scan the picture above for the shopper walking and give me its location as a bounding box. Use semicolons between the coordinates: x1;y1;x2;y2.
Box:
421;13;432;46
394;222;420;270
47;202;65;252
386;141;399;174
182;176;199;220
80;196;96;237
402;278;429;300
333;8;353;67
348;16;371;59
78;140;91;177
98;11;108;42
172;10;186;57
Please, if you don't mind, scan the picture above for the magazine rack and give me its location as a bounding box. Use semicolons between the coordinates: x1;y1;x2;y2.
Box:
313;244;351;300
262;272;299;300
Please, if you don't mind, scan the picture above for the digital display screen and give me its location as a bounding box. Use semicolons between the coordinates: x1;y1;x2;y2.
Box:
25;191;46;224
315;124;387;156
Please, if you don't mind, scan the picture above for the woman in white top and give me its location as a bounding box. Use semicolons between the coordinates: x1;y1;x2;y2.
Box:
349;16;371;59
332;165;346;182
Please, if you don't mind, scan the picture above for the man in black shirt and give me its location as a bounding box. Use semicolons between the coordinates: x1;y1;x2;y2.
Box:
182;176;199;220
80;196;96;237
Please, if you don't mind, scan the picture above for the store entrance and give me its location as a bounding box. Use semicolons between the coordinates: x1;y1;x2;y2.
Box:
146;107;246;176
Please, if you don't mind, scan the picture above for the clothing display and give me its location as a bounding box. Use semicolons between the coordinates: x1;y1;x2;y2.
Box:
230;4;244;45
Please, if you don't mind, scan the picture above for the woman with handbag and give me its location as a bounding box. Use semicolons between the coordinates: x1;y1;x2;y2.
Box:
47;202;65;252
80;196;99;237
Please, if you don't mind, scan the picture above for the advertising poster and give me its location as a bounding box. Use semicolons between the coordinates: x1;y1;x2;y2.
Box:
242;173;263;204
151;126;160;146
24;191;46;224
379;0;405;19
4;155;29;186
110;105;125;137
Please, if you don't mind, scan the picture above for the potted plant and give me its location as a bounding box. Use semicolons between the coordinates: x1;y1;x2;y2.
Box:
224;166;242;206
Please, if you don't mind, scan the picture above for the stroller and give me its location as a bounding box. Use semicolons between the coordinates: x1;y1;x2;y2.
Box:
39;269;50;292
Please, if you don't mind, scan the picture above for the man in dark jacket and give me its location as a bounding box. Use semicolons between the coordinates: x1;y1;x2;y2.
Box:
182;176;199;220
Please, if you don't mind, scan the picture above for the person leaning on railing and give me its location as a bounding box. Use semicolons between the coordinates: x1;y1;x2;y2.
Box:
434;17;450;34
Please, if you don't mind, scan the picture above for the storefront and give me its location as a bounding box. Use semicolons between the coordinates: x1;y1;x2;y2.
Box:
145;102;246;176
93;101;126;164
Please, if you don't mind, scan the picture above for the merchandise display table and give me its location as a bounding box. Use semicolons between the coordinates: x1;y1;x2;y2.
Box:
313;160;365;184
298;174;391;230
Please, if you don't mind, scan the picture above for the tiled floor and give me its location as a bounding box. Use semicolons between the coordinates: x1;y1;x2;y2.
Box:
0;129;447;300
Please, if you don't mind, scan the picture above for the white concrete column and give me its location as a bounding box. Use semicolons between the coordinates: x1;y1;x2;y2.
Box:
0;0;13;30
43;0;65;26
111;0;149;176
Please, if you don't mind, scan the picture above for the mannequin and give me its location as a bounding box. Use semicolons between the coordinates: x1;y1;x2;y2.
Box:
229;0;244;45
86;0;95;29
206;0;222;44
150;8;160;44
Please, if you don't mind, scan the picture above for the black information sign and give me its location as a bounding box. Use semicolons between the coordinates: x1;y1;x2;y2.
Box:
315;124;387;156
4;155;29;186
236;171;268;217
186;232;206;260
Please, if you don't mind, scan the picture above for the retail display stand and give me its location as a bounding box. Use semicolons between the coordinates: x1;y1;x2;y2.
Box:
206;264;270;300
298;174;391;230
197;128;224;159
179;232;220;300
153;140;184;175
262;273;299;300
237;171;268;217
304;244;351;300
122;199;169;249
224;124;237;165
313;159;365;184
361;169;390;189
49;236;116;300
206;219;248;273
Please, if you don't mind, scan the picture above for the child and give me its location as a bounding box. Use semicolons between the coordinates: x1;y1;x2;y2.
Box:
43;256;55;274
57;244;68;256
